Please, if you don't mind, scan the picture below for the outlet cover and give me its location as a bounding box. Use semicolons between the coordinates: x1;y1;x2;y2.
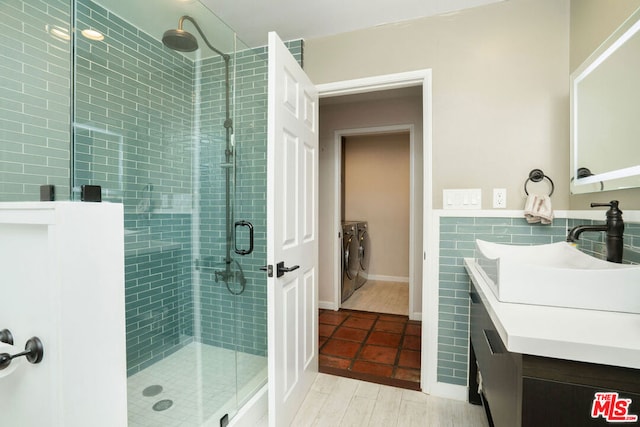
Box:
493;188;507;208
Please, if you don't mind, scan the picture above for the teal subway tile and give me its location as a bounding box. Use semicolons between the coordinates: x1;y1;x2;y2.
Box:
475;217;513;225
512;234;555;244
474;233;513;243
441;217;475;225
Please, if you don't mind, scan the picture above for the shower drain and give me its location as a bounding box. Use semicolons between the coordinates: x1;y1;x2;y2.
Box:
152;399;173;412
142;385;163;397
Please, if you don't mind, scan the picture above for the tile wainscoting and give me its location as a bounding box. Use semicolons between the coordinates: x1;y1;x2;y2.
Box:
433;210;640;387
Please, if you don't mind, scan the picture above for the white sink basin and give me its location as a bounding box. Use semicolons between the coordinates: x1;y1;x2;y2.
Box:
475;239;640;313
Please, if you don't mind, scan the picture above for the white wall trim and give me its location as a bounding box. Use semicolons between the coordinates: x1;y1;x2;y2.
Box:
429;382;469;402
317;70;431;98
318;69;434;395
318;301;337;311
366;274;410;283
434;208;640;222
334;124;416;317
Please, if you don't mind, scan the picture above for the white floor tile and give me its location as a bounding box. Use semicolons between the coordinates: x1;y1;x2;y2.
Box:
290;373;489;427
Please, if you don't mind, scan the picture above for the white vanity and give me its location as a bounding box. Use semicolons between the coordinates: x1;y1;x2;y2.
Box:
465;241;640;427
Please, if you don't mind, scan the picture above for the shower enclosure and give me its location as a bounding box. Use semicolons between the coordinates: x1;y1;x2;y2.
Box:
71;0;269;424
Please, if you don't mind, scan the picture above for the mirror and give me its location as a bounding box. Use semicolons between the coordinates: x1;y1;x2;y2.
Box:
570;7;640;194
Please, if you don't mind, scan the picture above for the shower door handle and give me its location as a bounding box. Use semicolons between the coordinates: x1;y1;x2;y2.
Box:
234;220;254;255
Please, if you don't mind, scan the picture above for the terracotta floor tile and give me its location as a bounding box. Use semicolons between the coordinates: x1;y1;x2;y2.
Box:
319;311;349;325
403;335;421;351
319;354;352;370
351;360;394;377
378;314;407;323
394;367;421;382
349;311;378;319
343;316;375;330
319;323;336;338
398;349;421;369
366;331;402;348
318;309;422;390
374;320;406;334
333;326;369;342
319;336;328;349
405;323;421;336
359;345;398;365
321;339;361;359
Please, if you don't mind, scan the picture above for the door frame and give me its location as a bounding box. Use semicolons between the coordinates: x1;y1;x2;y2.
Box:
316;69;435;394
332;124;416;316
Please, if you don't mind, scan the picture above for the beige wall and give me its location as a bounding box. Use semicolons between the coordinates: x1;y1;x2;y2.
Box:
318;94;423;313
307;0;571;210
569;0;640;209
570;0;640;71
344;133;411;278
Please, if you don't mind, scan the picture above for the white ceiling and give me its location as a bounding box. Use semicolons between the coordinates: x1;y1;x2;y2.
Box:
95;0;504;56
194;0;505;47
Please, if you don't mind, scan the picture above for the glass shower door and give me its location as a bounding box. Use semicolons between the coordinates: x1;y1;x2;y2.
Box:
72;0;267;424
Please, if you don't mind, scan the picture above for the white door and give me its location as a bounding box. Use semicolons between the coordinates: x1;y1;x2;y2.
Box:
266;32;319;426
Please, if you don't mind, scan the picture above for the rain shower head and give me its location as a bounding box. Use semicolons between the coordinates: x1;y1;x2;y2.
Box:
162;15;229;60
162;28;198;52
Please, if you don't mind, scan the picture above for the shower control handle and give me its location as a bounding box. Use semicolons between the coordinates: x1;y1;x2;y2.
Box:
276;261;299;278
234;220;254;255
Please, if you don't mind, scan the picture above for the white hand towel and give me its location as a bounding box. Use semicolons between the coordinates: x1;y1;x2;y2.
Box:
524;194;553;224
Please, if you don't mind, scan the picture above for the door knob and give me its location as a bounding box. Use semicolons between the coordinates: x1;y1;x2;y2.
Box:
276;261;299;278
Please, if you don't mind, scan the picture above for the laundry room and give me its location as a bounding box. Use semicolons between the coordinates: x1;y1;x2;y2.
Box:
340;132;410;314
317;85;424;320
316;86;425;388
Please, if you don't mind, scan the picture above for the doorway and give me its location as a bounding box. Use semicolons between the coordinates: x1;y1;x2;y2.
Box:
316;72;431;391
340;131;411;316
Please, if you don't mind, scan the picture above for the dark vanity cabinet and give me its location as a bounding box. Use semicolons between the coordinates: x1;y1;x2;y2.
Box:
469;283;640;427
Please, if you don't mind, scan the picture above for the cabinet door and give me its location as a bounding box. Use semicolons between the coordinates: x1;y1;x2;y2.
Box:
470;286;521;427
523;377;640;426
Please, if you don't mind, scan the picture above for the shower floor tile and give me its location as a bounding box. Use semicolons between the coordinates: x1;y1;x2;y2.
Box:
127;342;267;427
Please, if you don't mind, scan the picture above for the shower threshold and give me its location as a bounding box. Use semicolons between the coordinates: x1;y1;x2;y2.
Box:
127;342;267;426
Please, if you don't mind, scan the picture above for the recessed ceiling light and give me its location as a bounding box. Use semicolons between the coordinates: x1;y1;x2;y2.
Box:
81;29;105;41
46;24;71;41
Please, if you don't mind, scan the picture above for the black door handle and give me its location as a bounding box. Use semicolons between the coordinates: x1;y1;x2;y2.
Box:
276;261;299;278
234;220;254;255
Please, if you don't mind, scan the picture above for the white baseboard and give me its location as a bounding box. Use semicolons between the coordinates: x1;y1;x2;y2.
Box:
427;382;468;402
366;274;409;283
319;300;338;310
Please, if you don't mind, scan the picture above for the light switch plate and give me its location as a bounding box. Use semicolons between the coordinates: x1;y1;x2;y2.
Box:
443;189;482;209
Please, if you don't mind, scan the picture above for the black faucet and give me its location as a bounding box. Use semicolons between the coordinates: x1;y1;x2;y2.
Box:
566;200;624;263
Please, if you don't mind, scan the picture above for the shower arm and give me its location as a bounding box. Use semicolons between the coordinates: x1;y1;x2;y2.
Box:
176;16;234;267
177;16;231;131
179;16;230;62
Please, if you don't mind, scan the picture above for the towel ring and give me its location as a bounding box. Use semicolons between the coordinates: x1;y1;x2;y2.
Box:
524;169;554;196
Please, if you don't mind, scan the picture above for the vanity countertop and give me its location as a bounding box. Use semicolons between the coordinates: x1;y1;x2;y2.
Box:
464;258;640;369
